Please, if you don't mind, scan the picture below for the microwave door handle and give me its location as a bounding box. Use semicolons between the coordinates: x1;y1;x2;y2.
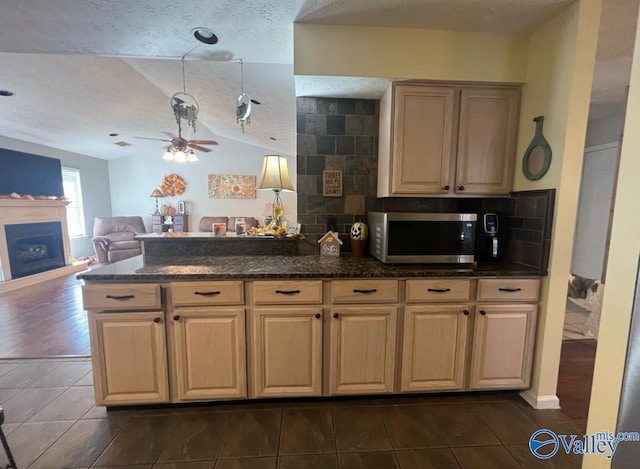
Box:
492;237;498;258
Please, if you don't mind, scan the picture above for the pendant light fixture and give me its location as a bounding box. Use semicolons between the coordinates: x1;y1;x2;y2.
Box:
236;59;251;134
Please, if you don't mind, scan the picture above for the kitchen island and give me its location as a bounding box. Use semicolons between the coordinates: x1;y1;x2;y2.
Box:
78;254;543;407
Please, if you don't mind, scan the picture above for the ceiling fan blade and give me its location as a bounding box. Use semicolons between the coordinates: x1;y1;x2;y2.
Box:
133;136;172;142
162;131;178;139
190;139;218;145
189;143;212;152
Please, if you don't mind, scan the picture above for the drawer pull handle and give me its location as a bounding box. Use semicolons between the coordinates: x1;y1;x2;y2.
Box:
315;313;322;319
333;313;340;319
275;289;301;295
105;294;135;300
195;291;221;296
498;288;522;292
479;310;487;316
353;289;377;294
463;310;470;316
173;315;180;321
153;317;162;323
428;288;451;293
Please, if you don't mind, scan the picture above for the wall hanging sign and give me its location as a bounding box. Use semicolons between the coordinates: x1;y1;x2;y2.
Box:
323;170;343;197
208;174;256;199
522;115;553;181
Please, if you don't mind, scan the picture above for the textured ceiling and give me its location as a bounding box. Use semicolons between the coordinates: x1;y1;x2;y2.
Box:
0;0;636;161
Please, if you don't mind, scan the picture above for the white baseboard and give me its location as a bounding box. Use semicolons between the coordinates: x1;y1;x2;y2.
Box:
519;389;561;409
0;261;89;294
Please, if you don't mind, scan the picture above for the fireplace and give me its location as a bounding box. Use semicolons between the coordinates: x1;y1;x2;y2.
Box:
5;222;65;279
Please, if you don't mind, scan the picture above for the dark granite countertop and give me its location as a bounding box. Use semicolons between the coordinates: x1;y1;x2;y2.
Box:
77;255;545;281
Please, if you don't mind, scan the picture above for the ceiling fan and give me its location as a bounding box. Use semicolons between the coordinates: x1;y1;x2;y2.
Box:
134;55;218;161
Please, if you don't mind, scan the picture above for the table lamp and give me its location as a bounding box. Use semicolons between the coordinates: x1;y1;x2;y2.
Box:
150;188;164;216
256;155;294;225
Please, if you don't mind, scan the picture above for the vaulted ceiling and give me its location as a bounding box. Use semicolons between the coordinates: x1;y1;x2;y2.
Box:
0;0;635;161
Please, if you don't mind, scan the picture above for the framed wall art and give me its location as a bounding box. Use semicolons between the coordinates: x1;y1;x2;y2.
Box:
208;174;256;199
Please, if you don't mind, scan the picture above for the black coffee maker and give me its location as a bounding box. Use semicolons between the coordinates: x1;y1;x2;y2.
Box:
475;213;507;262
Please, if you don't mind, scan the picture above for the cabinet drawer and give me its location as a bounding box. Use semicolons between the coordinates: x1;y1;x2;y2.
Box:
253;280;323;305
83;283;161;310
406;279;470;303
477;279;540;302
331;280;398;303
171;281;244;306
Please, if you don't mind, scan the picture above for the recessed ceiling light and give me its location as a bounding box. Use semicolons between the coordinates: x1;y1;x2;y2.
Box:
0;90;15;97
192;27;219;45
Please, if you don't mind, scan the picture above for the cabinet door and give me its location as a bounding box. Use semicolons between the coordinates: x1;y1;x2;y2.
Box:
169;307;246;401
401;305;468;392
89;311;168;405
251;308;323;397
455;88;519;195
469;304;537;389
329;306;397;394
390;85;455;194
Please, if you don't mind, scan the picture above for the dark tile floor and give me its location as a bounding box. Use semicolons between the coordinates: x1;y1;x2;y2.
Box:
0;358;584;469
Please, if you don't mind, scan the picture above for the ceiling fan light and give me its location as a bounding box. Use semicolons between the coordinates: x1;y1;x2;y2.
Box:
163;150;176;161
186;151;198;162
174;150;187;163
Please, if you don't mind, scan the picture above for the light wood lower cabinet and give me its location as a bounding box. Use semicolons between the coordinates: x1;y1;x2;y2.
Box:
469;304;538;389
168;307;246;401
251;307;323;397
401;305;469;392
329;306;397;395
89;311;169;405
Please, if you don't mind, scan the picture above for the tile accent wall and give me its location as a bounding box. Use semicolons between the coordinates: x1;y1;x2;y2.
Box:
296;97;382;253
507;189;556;272
296;96;554;272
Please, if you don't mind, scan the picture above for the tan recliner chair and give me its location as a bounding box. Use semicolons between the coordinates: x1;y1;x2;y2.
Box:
92;216;146;264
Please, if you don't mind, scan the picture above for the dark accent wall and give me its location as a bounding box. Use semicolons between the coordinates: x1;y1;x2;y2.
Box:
296;97;381;253
295;97;554;272
0;148;63;197
507;189;555;272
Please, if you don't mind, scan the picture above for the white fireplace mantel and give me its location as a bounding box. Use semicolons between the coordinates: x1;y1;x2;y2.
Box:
0;198;72;283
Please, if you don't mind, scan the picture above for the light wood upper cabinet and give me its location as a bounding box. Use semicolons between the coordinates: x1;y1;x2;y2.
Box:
378;82;520;197
379;84;455;196
251;307;323;398
455;88;520;195
469;304;537;389
328;306;397;395
401;305;468;392
89;311;169;405
168;307;246;401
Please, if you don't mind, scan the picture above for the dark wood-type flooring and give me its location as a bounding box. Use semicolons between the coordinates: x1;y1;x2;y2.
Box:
0;274;90;357
0;274;598;467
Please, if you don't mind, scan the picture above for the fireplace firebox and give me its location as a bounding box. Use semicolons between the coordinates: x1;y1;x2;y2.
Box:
5;222;65;279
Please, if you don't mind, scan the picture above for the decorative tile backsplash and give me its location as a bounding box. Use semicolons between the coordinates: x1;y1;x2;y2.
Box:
296;96;554;271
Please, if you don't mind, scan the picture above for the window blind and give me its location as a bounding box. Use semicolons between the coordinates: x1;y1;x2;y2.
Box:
61;167;86;237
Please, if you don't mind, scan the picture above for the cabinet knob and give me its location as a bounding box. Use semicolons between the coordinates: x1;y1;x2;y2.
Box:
173;315;180;321
458;185;465;191
315;313;322;319
444;185;450;191
463;310;470;316
479;310;487;316
333;313;340;319
153;317;162;323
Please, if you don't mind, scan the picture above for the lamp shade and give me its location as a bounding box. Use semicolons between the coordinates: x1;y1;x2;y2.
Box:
256;155;294;191
150;188;164;198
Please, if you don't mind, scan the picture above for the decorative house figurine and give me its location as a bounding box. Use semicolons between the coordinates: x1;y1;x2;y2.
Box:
317;230;343;257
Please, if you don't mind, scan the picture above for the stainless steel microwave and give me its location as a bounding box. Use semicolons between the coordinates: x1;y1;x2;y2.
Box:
368;212;477;264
